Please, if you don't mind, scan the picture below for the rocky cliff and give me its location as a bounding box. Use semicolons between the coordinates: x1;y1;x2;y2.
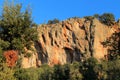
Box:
21;18;119;68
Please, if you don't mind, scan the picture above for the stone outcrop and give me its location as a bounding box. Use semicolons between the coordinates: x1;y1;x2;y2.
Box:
22;18;119;68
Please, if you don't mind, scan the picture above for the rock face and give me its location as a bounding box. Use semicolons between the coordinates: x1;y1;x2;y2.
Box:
22;18;118;68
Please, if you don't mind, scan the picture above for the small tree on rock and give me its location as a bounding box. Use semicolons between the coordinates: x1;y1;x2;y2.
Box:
99;13;115;26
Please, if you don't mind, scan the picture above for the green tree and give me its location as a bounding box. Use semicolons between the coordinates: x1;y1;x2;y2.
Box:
47;18;60;24
99;13;115;26
101;30;120;79
14;68;39;80
102;31;120;60
0;1;38;53
84;16;94;21
0;39;9;62
70;62;83;80
63;64;70;80
38;64;53;80
0;63;16;80
106;59;120;80
94;63;107;80
79;57;98;80
53;64;64;80
93;14;100;19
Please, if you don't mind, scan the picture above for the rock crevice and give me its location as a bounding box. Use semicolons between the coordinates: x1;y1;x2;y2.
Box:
21;18;118;68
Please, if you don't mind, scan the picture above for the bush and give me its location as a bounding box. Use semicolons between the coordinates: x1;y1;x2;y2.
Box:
70;62;83;80
99;13;115;26
94;14;100;19
47;18;60;24
12;59;120;80
0;63;16;80
79;57;98;80
84;16;94;21
0;39;10;50
53;64;65;80
102;31;120;60
38;64;53;80
14;68;39;80
106;59;120;80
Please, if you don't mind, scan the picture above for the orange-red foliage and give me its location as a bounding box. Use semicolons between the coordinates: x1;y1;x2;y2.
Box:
4;50;18;67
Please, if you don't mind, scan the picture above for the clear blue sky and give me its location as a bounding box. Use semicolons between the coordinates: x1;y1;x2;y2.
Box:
0;0;120;24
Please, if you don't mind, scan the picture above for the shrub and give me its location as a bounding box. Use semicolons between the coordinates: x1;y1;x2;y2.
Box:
84;16;94;21
14;68;39;80
70;62;83;80
99;13;115;26
38;64;53;80
94;14;100;19
79;57;98;80
102;31;120;60
0;63;16;80
106;59;120;80
47;18;60;24
53;64;64;80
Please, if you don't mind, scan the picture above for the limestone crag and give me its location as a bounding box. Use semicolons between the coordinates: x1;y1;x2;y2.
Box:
22;18;118;68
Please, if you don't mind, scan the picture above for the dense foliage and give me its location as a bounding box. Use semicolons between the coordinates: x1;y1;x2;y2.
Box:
0;1;38;54
94;13;115;26
101;30;120;60
0;58;120;80
0;1;38;78
47;18;60;24
0;63;16;80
